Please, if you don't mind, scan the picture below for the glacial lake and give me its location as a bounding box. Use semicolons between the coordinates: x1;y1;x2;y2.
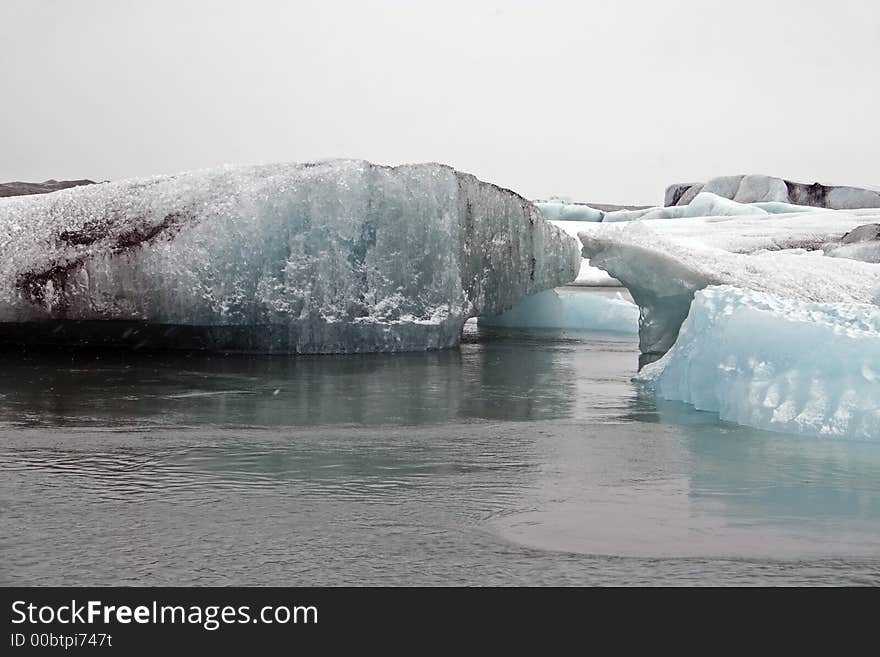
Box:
1;290;879;585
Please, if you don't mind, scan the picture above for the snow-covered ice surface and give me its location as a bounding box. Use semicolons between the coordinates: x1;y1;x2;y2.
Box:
579;210;880;366
479;288;638;334
640;286;880;441
0;160;580;353
823;223;880;264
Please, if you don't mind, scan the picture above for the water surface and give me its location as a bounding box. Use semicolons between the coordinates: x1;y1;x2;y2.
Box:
1;312;879;585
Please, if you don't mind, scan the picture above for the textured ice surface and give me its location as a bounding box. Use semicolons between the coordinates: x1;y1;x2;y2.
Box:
666;175;880;210
0;160;580;353
640;286;880;440
824;223;880;263
579;213;880;366
480;288;638;333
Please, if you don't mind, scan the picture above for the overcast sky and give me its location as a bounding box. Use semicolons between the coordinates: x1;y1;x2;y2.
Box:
2;0;879;204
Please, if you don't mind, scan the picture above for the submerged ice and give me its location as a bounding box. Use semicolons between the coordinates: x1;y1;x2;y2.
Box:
641;286;880;441
0;160;580;353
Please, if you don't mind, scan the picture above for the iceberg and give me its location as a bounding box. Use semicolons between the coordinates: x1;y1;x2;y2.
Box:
579;212;880;366
603;192;818;223
666;175;880;210
0;160;580;353
536;200;604;223
479;288;638;334
0;179;96;198
640;286;880;441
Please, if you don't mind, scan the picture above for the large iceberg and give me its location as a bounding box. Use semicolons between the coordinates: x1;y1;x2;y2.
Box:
666;175;880;210
0;160;580;353
579;211;880;366
640;286;880;440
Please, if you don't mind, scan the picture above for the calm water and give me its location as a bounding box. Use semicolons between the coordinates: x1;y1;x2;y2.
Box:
1;302;879;585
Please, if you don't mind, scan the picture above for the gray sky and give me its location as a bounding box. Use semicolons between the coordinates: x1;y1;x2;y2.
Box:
2;0;879;204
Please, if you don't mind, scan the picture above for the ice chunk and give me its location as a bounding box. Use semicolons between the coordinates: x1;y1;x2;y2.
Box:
640;285;880;440
536;200;604;222
824;223;880;263
480;288;638;334
0;160;580;353
579;214;880;366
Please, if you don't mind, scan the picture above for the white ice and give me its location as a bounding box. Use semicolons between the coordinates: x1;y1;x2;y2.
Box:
603;192;817;223
0;160;580;353
479;288;638;334
578;210;880;364
536;200;604;222
640;285;880;441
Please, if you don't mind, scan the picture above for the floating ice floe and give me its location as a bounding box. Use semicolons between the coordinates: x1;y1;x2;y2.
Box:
479;288;638;334
0;160;580;353
578;210;880;366
640;285;880;441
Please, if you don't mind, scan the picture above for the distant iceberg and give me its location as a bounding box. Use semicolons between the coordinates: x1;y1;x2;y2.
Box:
665;174;880;210
535;200;604;223
0;160;580;353
480;288;638;334
640;286;880;441
603;192;820;222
